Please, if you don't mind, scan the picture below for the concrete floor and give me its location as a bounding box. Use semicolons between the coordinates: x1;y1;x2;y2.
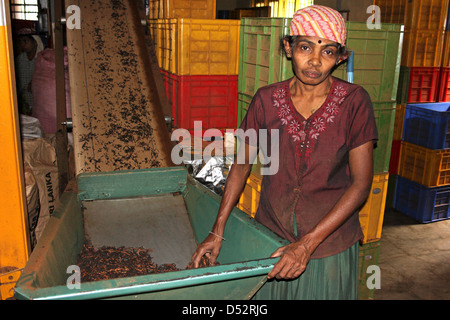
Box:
374;208;450;300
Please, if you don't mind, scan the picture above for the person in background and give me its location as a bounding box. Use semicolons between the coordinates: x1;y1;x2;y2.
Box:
191;5;378;300
15;28;44;115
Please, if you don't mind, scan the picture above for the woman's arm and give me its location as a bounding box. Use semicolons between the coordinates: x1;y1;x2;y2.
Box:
190;142;257;268
268;140;374;279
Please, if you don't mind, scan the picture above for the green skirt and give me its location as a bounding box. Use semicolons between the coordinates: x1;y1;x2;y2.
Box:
252;242;359;300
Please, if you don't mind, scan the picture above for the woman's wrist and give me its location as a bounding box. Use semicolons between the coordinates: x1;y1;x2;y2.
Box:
209;231;226;241
297;232;322;256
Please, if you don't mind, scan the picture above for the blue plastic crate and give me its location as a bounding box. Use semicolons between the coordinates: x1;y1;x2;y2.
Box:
393;175;450;223
403;102;450;149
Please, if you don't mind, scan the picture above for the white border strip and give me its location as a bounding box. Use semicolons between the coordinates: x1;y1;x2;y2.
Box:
0;1;6;27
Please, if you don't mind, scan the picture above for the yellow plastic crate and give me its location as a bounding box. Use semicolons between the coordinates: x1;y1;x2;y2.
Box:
148;0;216;19
358;173;389;244
376;0;449;30
148;19;174;73
398;141;450;187
237;172;262;218
375;0;408;24
237;171;388;244
149;19;240;76
401;29;445;67
404;0;449;30
148;0;163;19
392;104;406;141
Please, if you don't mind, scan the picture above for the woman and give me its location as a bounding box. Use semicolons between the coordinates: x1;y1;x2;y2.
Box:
191;5;378;300
15;28;44;114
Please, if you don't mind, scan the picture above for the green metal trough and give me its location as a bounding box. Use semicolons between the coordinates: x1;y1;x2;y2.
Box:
14;167;287;300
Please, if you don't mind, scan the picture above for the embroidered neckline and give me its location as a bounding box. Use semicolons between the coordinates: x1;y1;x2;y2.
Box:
272;78;350;161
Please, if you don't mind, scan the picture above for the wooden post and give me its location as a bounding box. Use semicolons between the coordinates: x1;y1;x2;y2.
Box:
52;0;69;192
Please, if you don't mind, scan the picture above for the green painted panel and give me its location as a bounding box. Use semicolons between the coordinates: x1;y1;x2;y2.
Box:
373;101;396;174
77;166;188;201
238;18;293;98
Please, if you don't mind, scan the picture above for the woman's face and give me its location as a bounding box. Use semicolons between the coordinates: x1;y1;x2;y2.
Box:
284;36;341;86
19;36;37;54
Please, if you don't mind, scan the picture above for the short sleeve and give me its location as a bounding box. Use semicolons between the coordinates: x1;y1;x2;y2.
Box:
237;90;265;146
347;87;379;150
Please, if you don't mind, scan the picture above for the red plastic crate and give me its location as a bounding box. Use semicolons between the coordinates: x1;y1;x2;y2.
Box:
438;67;450;102
407;67;440;103
160;70;238;136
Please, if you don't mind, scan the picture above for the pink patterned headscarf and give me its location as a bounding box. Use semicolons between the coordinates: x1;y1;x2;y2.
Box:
290;5;347;46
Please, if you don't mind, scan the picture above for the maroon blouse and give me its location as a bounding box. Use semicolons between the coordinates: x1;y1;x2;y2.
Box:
239;76;378;259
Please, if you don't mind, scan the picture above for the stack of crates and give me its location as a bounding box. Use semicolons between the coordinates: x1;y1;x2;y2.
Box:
377;0;450;104
235;14;403;300
147;0;240;136
379;0;450;224
392;102;450;223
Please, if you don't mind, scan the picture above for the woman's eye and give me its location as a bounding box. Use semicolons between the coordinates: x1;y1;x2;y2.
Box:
300;45;311;51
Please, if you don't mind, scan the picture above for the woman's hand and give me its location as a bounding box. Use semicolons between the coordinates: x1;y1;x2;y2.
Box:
267;241;313;280
190;233;223;268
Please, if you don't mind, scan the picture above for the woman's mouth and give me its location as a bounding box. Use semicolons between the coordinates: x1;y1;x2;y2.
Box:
303;70;321;79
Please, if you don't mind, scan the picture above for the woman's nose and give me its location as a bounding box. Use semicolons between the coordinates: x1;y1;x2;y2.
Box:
308;50;322;66
309;48;322;67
